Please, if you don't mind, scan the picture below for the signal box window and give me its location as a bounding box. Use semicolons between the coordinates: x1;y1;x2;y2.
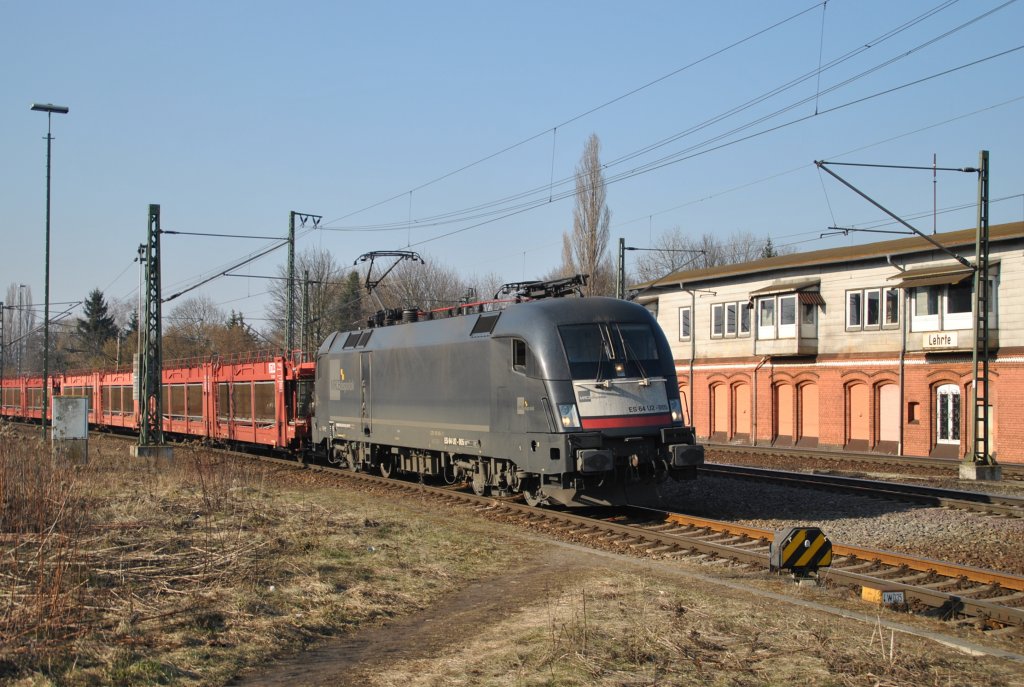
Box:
778;295;796;338
865;289;880;328
884;288;900;328
678;306;691;341
846;291;863;329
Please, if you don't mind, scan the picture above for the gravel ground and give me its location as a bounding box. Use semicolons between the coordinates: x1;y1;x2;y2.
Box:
651;474;1024;576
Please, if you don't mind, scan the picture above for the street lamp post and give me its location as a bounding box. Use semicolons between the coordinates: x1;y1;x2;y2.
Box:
31;102;69;440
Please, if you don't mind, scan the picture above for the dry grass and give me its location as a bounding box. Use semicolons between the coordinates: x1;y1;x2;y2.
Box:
0;424;518;686
3;420;1021;687
370;573;1023;687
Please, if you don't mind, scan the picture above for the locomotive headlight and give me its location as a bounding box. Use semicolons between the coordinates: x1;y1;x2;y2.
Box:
670;399;683;424
557;403;581;429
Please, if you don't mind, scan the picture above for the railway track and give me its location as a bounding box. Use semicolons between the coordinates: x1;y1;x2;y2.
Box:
706;442;1024;481
20;425;1024;637
700;463;1024;518
266;455;1024;635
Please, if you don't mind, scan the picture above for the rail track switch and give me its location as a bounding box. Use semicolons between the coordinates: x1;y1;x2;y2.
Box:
770;527;832;580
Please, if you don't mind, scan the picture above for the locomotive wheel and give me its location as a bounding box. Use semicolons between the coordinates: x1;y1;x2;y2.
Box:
523;483;545;508
379;456;394;478
347;449;360;472
471;468;489;496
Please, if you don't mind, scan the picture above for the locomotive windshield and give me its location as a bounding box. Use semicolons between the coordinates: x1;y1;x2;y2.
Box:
559;323;661;380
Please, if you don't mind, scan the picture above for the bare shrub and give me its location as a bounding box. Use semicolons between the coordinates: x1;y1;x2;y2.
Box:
0;433;89;661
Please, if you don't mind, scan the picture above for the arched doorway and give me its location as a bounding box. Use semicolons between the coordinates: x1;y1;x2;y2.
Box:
847;383;869;451
774;383;794;446
797;383;819;447
711;383;728;441
933;383;961;458
876;384;899;453
733;382;751;442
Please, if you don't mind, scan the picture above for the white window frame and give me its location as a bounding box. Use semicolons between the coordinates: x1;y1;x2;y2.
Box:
725;302;737;336
777;294;797;338
711;303;724;338
936;383;961;445
911;286;940;332
846;290;863;330
800;301;817;339
678;306;691;341
710;301;749;340
757;298;775;340
943;280;974;331
883;287;900;328
864;289;881;330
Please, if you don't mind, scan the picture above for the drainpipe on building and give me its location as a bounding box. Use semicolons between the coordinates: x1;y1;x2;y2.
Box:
688;288;696;424
898;287;907;456
751;356;770;447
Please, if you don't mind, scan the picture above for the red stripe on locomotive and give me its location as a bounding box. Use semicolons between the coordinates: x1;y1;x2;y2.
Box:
580;413;673;429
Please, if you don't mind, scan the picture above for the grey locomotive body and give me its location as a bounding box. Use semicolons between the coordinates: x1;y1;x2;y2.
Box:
312;296;703;506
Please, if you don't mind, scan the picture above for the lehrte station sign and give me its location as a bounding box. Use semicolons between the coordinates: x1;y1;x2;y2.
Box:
923;331;959;349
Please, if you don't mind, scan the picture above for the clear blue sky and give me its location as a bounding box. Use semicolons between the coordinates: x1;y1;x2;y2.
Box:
2;0;1022;330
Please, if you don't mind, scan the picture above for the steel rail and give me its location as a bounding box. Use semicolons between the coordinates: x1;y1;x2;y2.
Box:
699;463;1024;517
318;471;1024;628
22;426;1024;631
705;442;1024;479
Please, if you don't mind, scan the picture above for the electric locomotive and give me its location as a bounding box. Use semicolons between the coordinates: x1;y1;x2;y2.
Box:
312;287;703;507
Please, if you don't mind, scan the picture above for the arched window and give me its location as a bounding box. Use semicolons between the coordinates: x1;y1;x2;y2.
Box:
936;384;961;445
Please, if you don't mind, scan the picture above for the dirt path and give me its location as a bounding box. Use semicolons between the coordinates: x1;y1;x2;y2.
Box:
231;543;606;687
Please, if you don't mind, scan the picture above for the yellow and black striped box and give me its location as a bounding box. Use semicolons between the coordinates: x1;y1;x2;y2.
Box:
770;527;832;573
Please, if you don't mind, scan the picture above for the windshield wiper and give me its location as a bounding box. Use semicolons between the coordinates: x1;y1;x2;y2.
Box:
614;325;650;386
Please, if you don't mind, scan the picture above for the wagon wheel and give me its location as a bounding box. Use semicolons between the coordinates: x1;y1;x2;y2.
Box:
378;456;394;479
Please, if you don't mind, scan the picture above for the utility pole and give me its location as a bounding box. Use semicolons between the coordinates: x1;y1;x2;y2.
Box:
616;238;625;299
301;268;310;356
287;211;295;354
286;211;322;356
968;150;996;478
132;204;171;461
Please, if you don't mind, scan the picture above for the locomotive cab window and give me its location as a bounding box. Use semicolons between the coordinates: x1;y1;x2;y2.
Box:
559;323;660;380
512;339;528;373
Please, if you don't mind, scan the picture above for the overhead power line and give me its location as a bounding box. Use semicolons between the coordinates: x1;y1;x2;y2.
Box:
322;0;1005;236
321;1;828;226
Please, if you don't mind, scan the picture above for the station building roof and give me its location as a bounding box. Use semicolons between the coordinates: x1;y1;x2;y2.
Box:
634;221;1024;292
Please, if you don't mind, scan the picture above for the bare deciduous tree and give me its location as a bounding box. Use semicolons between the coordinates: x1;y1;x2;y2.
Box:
634;228;792;283
560;133;613;296
164;295;225;362
3;283;36;375
264;247;356;350
371;258;472;314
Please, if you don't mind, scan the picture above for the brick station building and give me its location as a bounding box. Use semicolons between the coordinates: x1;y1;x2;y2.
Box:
638;221;1024;465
